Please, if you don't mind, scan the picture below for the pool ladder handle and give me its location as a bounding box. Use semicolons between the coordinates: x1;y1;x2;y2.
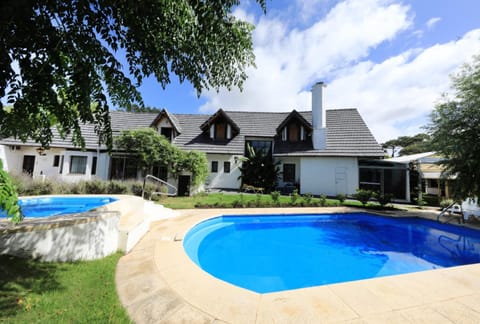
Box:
437;202;464;224
142;174;178;200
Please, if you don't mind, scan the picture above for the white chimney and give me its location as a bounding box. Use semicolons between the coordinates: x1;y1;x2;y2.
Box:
312;81;326;150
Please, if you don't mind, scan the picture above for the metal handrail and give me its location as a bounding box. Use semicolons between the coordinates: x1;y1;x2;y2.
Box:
142;174;177;199
437;201;464;224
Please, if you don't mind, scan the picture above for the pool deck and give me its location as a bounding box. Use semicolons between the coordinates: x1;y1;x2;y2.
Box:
116;207;480;323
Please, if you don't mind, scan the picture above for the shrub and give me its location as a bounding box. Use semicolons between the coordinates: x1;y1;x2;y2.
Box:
270;191;280;204
290;189;300;204
255;193;262;206
68;181;86;194
354;189;373;206
25;180;54;195
375;192;393;207
440;198;455;209
129;182;144;196
107;181;128;194
303;193;313;205
336;193;346;204
84;180;108;194
319;194;327;207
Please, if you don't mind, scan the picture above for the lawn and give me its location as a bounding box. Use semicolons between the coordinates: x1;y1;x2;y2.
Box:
0;253;130;323
158;192;380;209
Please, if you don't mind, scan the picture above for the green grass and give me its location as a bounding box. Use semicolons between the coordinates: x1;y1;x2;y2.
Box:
0;253;131;323
158;192;390;210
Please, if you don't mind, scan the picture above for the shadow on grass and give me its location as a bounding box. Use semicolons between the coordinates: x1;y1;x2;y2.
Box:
0;255;63;317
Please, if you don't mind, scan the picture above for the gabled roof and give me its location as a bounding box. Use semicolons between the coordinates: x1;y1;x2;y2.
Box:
275;109;313;133
150;109;182;134
0;108;384;157
199;109;240;133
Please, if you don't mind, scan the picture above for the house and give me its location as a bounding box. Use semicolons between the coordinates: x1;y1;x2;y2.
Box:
0;82;385;196
386;152;455;201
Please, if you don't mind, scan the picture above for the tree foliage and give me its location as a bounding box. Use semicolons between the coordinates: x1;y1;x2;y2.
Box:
238;144;280;193
382;133;432;157
115;127;208;187
0;160;22;223
0;0;266;149
427;55;480;199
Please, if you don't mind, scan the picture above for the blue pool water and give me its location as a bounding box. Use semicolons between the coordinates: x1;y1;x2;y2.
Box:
183;213;480;293
16;196;118;218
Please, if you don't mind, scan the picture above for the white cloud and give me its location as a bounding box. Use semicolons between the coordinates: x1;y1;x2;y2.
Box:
198;0;480;144
426;17;441;29
200;0;412;113
327;29;480;142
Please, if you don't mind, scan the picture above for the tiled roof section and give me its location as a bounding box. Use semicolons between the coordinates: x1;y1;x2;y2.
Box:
0;108;383;157
0;111;158;150
274;109;384;157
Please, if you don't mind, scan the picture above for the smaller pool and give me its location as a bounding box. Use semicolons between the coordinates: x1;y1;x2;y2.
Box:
17;196;118;218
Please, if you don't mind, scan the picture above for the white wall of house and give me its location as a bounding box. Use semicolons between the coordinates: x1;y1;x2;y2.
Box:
0;144;109;183
206;153;241;190
300;157;359;196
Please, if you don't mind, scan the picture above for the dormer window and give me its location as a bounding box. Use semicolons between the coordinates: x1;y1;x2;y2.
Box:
150;109;182;141
281;123;306;142
209;123;232;140
160;127;173;141
277;110;312;143
201;109;239;141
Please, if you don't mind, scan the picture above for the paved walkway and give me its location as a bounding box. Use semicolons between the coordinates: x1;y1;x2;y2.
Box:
116;207;480;323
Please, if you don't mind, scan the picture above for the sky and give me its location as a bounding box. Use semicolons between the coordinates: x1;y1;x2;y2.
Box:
135;0;480;144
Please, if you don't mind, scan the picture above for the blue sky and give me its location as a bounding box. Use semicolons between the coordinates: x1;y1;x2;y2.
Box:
132;0;480;143
135;0;480;143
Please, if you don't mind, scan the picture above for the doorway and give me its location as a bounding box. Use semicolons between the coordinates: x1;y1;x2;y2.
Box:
178;175;191;197
335;168;347;195
22;155;35;176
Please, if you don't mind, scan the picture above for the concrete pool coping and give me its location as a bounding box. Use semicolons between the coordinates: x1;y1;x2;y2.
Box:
116;207;480;323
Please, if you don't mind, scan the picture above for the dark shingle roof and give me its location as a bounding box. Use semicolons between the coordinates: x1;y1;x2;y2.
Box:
0;108;384;157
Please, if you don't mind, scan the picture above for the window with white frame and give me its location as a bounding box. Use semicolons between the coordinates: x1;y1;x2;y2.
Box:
70;156;87;174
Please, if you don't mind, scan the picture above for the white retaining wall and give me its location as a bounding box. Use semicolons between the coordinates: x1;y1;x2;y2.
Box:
0;212;120;262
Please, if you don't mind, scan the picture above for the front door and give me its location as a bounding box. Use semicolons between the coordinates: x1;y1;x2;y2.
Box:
22;155;35;176
178;175;191;197
335;168;347;195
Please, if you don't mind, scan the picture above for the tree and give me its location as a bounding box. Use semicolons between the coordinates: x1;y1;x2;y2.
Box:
382;133;432;157
115;128;176;173
238;144;280;193
0;160;22;223
115;127;208;187
427;55;480;199
0;0;266;149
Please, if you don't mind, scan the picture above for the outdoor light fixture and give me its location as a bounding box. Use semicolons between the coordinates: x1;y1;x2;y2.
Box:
36;147;46;156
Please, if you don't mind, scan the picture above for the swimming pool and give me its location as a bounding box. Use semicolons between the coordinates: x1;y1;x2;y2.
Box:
184;213;480;293
16;196;118;218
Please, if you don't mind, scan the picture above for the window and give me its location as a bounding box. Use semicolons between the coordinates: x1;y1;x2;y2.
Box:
288;123;300;142
160;127;173;141
245;141;272;157
59;155;64;174
110;156;138;180
211;161;218;173
283;163;296;183
152;164;168;181
224;161;231;173
70;156;87;174
53;155;60;167
91;156;97;175
215;123;226;140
